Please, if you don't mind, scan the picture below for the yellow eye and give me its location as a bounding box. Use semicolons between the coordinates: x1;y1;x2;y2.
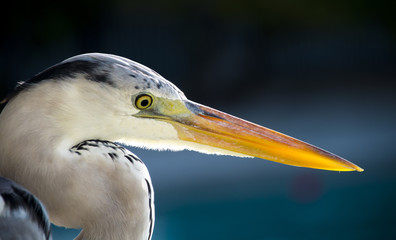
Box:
135;94;153;110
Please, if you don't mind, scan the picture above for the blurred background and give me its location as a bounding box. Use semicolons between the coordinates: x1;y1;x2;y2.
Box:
1;0;395;239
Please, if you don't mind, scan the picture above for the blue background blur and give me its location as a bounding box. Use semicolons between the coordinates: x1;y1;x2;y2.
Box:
1;1;395;239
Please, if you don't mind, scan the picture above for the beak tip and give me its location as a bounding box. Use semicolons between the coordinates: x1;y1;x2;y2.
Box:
355;166;364;172
344;163;364;172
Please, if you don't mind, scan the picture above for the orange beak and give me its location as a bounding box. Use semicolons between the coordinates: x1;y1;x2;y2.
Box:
168;100;363;172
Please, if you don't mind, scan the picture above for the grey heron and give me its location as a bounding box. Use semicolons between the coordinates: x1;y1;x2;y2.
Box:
0;53;363;240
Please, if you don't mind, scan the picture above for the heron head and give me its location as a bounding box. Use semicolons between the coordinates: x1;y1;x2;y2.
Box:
5;53;363;172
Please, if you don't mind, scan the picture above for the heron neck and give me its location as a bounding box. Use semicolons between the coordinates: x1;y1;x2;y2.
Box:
0;87;154;240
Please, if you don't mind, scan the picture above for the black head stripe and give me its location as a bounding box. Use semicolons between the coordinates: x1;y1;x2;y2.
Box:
2;59;115;104
1;53;183;105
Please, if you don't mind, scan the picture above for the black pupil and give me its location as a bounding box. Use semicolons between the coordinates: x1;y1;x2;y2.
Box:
140;99;149;107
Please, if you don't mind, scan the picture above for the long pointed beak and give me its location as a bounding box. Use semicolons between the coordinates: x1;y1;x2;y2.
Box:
169;100;363;172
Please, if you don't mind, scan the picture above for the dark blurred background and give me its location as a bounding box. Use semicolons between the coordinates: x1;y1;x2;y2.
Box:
1;0;395;239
